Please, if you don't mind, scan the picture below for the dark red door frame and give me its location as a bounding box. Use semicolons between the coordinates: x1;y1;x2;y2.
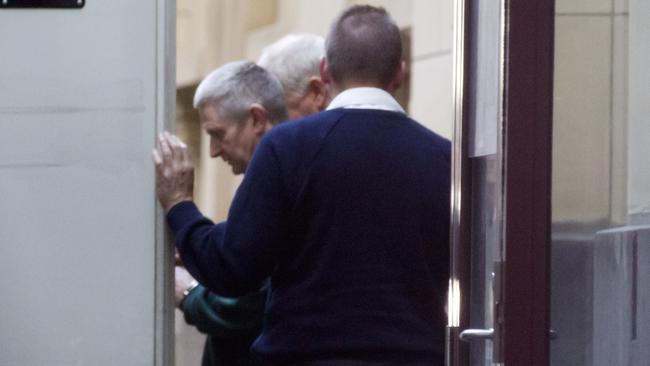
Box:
448;1;554;365
501;1;554;365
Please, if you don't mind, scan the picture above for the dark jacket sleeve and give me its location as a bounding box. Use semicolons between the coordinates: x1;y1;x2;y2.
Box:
167;135;290;296
180;285;266;338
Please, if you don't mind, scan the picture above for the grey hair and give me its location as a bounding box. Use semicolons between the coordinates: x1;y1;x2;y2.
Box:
257;33;325;97
326;5;402;88
193;60;287;123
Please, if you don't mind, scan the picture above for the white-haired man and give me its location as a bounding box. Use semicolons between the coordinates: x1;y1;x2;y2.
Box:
157;6;450;365
258;33;328;119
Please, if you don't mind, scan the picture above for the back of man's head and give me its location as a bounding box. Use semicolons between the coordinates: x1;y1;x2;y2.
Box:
193;60;287;124
258;33;325;97
326;5;402;89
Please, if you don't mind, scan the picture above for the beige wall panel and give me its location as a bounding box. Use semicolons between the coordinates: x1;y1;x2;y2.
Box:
177;0;248;87
246;0;353;61
615;0;628;13
177;0;219;86
552;16;612;223
244;0;279;30
611;15;629;224
296;0;348;35
556;0;612;14
218;1;248;62
412;0;453;58
409;55;453;139
245;0;302;61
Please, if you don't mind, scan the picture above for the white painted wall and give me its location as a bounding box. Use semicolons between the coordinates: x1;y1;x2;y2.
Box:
0;1;174;365
628;0;650;224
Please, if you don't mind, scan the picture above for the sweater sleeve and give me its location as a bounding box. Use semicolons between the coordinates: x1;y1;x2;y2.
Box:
167;136;290;296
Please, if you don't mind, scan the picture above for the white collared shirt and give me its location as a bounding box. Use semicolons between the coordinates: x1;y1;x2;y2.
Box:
326;87;406;114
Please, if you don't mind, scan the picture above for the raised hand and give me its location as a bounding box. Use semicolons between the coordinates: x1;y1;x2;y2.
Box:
152;131;195;213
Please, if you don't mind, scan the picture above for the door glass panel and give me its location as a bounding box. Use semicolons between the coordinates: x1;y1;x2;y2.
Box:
467;156;503;365
466;0;504;364
551;1;650;365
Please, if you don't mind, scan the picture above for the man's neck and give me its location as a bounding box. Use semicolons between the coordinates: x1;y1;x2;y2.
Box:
330;82;394;100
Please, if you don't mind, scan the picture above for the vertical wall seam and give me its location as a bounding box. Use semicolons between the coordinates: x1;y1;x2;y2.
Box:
608;1;615;225
153;0;161;363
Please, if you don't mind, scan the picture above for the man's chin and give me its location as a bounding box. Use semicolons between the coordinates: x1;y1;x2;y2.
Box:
231;165;245;175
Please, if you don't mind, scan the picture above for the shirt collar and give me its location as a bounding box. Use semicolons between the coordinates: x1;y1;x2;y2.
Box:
326;87;406;114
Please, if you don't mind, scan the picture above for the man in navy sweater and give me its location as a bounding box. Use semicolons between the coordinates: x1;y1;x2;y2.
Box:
154;5;450;365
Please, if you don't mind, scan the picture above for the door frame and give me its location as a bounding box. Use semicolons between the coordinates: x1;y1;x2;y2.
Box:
501;1;554;364
154;0;176;365
448;1;555;365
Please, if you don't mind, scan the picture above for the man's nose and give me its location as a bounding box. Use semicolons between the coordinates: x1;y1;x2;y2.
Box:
210;139;222;158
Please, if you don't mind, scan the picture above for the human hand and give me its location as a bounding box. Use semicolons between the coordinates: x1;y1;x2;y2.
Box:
152;132;194;213
175;266;198;307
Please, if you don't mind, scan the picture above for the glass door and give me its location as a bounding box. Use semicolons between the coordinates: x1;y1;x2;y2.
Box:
448;1;554;365
448;0;505;365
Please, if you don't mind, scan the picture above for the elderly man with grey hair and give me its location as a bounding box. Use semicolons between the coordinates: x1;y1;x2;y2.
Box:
170;60;285;366
156;5;450;365
258;33;328;119
193;61;287;175
173;35;330;366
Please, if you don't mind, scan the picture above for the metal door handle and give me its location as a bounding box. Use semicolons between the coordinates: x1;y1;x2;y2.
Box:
459;328;494;342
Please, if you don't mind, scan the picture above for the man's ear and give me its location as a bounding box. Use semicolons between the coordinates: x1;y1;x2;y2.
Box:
307;77;328;111
319;57;332;85
389;60;406;93
249;104;271;135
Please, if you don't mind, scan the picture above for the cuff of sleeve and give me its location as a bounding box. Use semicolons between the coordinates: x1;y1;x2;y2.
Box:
166;201;204;233
179;284;203;325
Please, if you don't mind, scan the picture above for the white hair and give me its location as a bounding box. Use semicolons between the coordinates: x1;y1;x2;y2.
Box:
258;33;325;97
193;60;287;123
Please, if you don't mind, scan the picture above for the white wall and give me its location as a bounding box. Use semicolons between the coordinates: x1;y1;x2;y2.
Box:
628;0;650;224
0;1;174;365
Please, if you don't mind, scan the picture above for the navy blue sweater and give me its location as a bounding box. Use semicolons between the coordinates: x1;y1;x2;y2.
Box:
168;108;451;365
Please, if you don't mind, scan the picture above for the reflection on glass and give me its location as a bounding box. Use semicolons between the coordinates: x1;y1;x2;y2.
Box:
551;1;650;365
448;278;461;327
465;1;504;365
469;155;502;366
